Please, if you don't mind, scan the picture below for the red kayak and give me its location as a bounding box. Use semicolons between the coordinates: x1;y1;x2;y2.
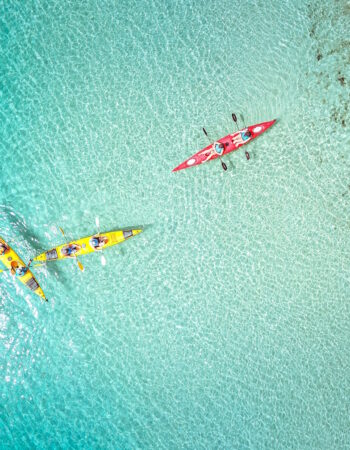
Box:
172;119;276;172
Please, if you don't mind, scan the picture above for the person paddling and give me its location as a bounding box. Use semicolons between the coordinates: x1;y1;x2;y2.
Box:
232;129;253;146
89;235;108;251
0;239;10;255
203;141;225;163
231;112;250;160
61;243;81;258
10;261;28;277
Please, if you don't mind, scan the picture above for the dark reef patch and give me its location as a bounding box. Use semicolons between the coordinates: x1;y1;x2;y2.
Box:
307;1;349;129
328;40;350;57
309;23;316;38
337;75;345;86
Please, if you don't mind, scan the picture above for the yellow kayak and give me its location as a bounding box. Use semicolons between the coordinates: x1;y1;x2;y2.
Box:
33;228;142;263
0;237;47;301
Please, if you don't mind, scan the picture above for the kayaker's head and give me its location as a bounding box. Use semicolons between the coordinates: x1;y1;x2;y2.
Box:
245;130;252;138
91;237;99;248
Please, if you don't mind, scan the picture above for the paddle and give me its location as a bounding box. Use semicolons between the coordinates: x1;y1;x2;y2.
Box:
240;113;247;128
202;127;227;171
232;113;250;161
58;226;84;272
95;217;106;266
232;113;239;131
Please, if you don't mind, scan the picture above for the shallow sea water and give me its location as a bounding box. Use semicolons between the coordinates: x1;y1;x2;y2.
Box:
1;0;350;448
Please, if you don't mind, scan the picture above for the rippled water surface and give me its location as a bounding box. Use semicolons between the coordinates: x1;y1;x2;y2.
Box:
1;0;350;448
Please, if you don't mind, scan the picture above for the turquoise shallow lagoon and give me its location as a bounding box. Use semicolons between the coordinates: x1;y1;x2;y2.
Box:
1;0;350;448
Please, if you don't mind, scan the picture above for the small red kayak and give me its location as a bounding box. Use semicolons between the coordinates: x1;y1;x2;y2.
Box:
172;119;276;172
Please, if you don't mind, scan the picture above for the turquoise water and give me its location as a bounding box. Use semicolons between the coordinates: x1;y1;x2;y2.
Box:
1;0;350;448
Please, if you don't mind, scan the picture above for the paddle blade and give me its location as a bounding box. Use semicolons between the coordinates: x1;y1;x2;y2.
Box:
77;260;84;272
232;113;237;122
95;217;100;229
222;161;227;171
101;255;106;266
245;151;250;160
202;127;208;136
59;226;65;237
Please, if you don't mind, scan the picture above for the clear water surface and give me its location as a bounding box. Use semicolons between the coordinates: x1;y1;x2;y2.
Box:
1;0;350;448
